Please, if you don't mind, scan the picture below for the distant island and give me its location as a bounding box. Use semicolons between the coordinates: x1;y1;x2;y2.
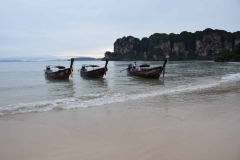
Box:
104;28;240;62
0;57;102;62
71;57;101;61
0;60;24;62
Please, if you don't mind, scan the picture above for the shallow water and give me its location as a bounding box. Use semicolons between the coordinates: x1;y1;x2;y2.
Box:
0;60;240;116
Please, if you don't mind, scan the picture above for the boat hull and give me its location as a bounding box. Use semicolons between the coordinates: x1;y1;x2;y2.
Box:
127;66;163;79
80;68;106;78
45;68;71;79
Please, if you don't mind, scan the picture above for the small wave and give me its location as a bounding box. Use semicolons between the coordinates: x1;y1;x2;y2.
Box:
0;93;129;116
1;72;239;116
0;84;219;116
221;73;240;82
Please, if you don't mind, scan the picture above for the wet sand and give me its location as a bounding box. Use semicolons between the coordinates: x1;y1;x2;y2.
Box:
1;93;240;160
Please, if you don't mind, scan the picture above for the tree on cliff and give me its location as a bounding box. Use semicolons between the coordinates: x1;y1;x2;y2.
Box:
214;44;240;62
233;44;240;61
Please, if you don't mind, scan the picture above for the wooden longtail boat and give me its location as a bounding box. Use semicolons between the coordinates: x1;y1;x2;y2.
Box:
126;56;169;79
79;58;109;78
45;58;74;79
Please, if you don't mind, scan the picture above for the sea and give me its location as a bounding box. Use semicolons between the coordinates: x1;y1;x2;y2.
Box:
0;60;240;116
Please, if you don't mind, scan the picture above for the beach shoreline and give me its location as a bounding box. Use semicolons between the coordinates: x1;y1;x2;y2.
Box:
1;90;240;160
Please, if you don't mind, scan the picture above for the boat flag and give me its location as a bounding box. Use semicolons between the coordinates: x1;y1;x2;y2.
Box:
70;68;73;77
104;58;109;76
163;67;165;78
70;58;74;78
104;68;106;75
162;55;169;78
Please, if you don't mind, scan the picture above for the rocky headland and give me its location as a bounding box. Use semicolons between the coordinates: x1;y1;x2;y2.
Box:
104;28;240;61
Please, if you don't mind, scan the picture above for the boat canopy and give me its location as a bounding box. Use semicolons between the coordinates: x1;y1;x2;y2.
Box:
82;65;99;68
47;65;66;69
139;64;150;67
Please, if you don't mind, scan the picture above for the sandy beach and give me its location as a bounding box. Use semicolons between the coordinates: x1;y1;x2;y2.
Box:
1;88;240;160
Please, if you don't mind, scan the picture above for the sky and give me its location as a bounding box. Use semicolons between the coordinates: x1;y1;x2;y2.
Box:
0;0;240;60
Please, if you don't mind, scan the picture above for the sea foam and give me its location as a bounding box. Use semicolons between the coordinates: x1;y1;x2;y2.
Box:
1;72;239;116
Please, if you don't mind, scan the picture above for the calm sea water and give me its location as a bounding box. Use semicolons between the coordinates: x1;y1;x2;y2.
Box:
0;60;240;116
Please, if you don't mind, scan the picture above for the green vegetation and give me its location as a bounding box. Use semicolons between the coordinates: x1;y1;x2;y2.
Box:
104;51;145;61
104;52;123;61
232;44;240;61
214;49;234;62
214;44;240;62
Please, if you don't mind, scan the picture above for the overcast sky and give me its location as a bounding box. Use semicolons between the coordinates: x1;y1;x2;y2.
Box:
1;0;240;60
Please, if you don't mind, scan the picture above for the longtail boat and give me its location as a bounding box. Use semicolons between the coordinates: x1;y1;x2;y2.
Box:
45;58;74;79
126;56;169;79
79;58;109;78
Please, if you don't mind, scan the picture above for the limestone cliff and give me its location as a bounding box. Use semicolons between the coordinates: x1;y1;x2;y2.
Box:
172;42;188;56
106;28;240;61
235;39;240;45
196;33;222;56
114;36;138;54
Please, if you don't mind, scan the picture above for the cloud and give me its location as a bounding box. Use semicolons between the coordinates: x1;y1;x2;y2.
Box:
0;0;240;59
